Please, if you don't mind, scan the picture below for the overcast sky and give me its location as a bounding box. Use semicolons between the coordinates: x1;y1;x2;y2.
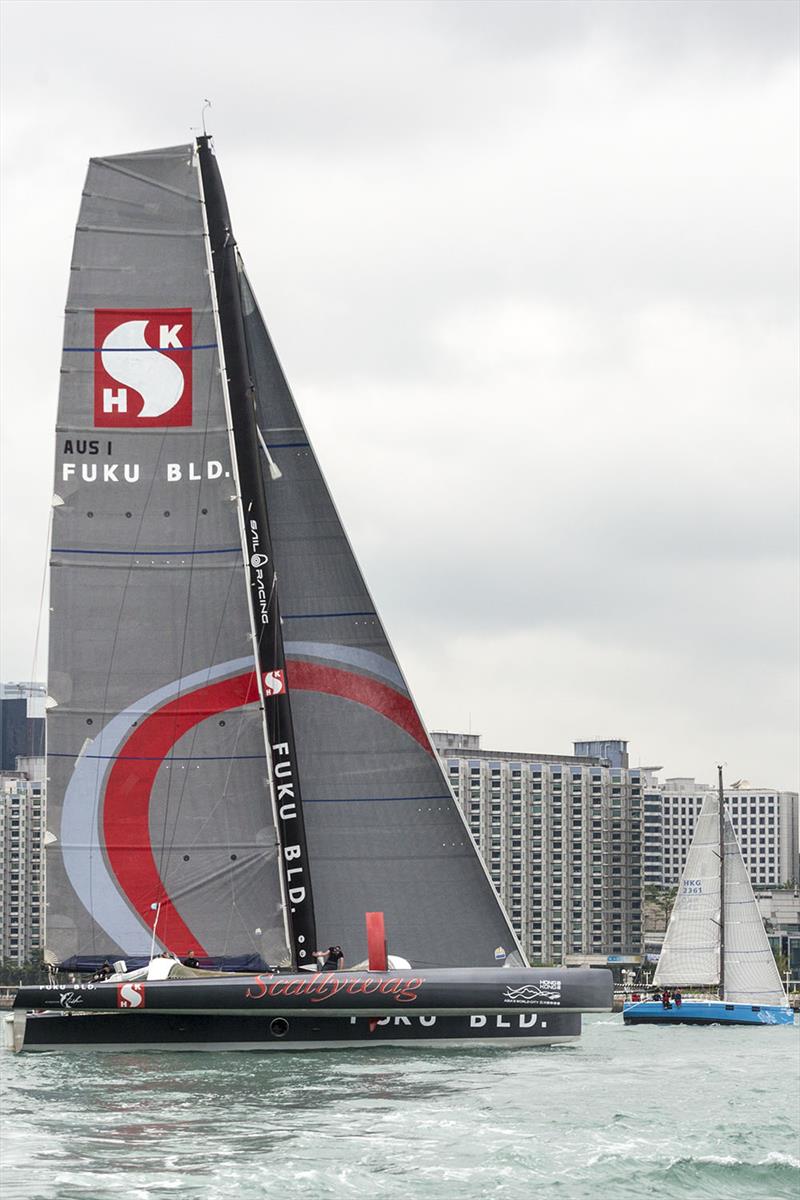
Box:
1;0;798;789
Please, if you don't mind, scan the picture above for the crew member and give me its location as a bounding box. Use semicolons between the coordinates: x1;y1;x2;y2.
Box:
183;949;200;969
315;945;344;971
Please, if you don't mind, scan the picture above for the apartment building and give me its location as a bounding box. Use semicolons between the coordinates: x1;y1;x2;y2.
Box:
1;681;45;772
431;732;643;966
1;762;45;965
642;776;799;890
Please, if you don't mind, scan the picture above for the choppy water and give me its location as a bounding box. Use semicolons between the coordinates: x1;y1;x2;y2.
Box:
1;1014;798;1200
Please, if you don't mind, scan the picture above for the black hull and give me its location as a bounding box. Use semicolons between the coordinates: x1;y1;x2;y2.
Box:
14;966;611;1017
13;1009;581;1052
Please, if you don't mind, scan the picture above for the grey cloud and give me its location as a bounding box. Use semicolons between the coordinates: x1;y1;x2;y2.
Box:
0;0;797;788
434;0;800;62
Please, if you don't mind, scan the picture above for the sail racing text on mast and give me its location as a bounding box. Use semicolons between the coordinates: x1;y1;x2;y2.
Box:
196;133;317;967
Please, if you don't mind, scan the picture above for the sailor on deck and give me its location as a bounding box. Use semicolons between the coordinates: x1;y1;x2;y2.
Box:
315;945;344;971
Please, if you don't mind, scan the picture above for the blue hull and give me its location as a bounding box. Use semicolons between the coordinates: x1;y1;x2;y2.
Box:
623;1000;795;1026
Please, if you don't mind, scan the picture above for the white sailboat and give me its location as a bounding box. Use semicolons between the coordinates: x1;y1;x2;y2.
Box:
624;768;793;1026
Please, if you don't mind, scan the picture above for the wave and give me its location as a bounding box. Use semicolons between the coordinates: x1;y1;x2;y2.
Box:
589;1146;800;1171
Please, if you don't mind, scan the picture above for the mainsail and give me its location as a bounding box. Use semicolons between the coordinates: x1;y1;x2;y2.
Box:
654;792;722;988
654;791;786;1005
47;144;291;968
45;138;523;972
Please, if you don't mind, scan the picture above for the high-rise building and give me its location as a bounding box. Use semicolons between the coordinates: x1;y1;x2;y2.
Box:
1;768;45;965
431;732;643;967
1;684;47;966
573;739;629;769
1;682;45;772
642;777;799;890
642;777;796;892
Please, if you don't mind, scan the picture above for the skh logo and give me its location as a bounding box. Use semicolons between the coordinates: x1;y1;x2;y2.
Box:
263;670;286;697
116;982;145;1009
94;308;193;427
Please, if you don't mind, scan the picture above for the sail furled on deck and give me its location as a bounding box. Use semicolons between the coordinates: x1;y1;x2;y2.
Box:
237;269;523;968
46;145;291;967
654;793;721;988
722;812;786;1005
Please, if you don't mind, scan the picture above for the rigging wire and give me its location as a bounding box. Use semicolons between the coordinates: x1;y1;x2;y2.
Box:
28;507;52;694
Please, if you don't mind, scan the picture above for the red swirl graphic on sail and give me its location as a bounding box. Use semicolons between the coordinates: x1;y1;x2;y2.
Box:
102;660;431;954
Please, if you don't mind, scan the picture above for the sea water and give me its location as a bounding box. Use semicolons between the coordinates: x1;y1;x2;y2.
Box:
1;1015;798;1200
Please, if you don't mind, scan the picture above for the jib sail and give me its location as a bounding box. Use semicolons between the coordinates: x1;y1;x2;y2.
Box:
237;272;524;968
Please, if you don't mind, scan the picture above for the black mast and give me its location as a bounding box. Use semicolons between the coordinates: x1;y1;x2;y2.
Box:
197;135;317;968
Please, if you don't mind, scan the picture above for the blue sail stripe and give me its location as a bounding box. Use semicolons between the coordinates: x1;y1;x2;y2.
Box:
52;547;240;556
50;753;264;762
305;795;451;804
283;611;376;620
63;343;217;352
266;442;310;449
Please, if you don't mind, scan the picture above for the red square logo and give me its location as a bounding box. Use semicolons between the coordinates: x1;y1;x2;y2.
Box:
263;670;286;697
116;983;145;1009
94;308;193;427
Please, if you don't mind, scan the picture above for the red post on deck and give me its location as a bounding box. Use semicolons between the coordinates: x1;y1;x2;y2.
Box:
366;911;388;971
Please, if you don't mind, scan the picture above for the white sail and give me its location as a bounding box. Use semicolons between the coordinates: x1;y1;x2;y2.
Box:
653;793;721;987
722;812;787;1005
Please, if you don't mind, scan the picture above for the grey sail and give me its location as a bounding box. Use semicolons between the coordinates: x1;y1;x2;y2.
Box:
238;270;524;967
47;145;291;968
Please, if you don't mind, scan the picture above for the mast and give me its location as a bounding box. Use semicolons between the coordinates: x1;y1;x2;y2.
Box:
196;134;317;968
718;763;725;1001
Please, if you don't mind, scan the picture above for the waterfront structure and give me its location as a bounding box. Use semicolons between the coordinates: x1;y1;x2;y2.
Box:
431;733;643;966
758;889;800;981
642;776;799;891
1;762;45;965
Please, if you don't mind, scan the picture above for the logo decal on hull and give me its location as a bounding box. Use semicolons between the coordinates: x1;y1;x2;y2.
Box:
503;980;562;1006
59;991;84;1009
94;308;193;427
245;973;424;1005
117;983;146;1009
